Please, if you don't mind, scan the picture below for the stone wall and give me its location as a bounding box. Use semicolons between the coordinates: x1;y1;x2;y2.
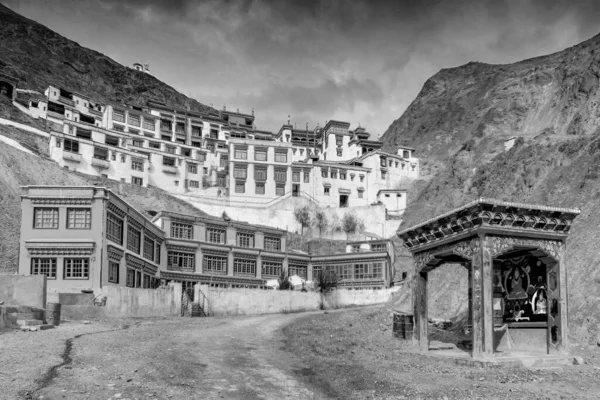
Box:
100;283;182;318
0;275;46;308
200;285;400;316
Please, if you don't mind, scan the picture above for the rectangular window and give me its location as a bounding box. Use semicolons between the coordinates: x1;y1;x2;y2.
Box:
237;232;254;248
64;258;90;279
358;190;364;199
335;136;343;146
292;171;300;182
264;236;281;251
220;157;227;168
112;109;125;122
161;119;172;131
389;160;393;167
143;117;155;131
113;124;125;132
188;164;198;174
136;270;142;288
126;268;135;287
339;171;346;180
303;171;310;183
67;208;91;229
321;169;328;178
166;146;177;154
143;237;155;262
276;185;285;196
234;147;247;160
107;212;123;244
371;243;386;252
255;149;267;161
161;135;171;141
233;166;247;179
31;258;57;279
132;159;144;171
132;139;144;147
128;114;140;127
254;167;267;181
34;208;59;229
163;156;176;166
403;150;410;158
336;148;342;157
217;176;226;187
63;138;79;153
189;180;199;188
132;177;143;186
175;122;185;134
171;222;193;239
331;170;337;179
127;225;141;253
148;141;160;150
234;258;256;275
381;171;387;179
274;169;287;182
324;187;330;195
288;264;307;280
360;175;365;182
207;227;225;244
197;152;206;162
380;157;387;167
108;261;119;283
235;181;245;193
203;255;227;274
191;126;202;137
105;135;119;147
262;261;282;277
168;252;195;270
255;183;265;195
275;151;287;163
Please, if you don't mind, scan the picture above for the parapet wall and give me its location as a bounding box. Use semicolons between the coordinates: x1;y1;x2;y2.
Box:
0;275;46;309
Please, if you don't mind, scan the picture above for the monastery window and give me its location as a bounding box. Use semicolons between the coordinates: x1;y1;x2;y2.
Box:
204;255;227;274
132;139;144;148
64;258;89;279
358;190;364;199
237;232;255;248
112;110;125;123
107;212;123;245
121;156;126;163
146;141;159;150
161;119;172;131
303;171;310;183
31;258;57;279
174;181;179;186
234;147;248;160
113;124;125;132
76;127;92;140
143;117;155;131
161;135;172;141
274;168;287;183
188;164;198;174
339;171;346;180
191;141;201;148
354;262;383;279
350;174;355;181
132;177;143;186
108;261;119;283
34;208;59;229
191;126;202;137
143;274;150;288
168;252;195;270
197;152;206;162
336;149;342;157
324;187;330;195
403;150;410;158
63;138;79;153
255;183;265;195
171;222;193;239
380;157;387;167
220;157;227;168
105;135;119;147
371;243;386;252
288;264;307;280
166;146;177;154
163;156;176;166
207;227;226;244
127;225;141;253
234;165;247;180
234;258;256;275
255;148;267;161
330;170;338;179
235;181;245;193
360;175;365;182
292;171;300;182
128;114;141;127
276;185;285;196
262;261;282;277
126;268;135;287
155;246;161;265
175;122;185;134
80;114;95;125
264;236;281;251
412;165;416;171
189;180;199;188
336;136;343;147
67;208;91;229
217;176;226;187
143;237;155;262
254;167;267;181
395;161;399;168
136;270;142;288
321;168;328;178
93;147;108;160
210;129;219;139
275;151;287;163
300;149;304;156
381;171;387;179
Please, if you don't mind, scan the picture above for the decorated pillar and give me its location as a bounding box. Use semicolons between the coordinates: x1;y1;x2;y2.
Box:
413;270;428;352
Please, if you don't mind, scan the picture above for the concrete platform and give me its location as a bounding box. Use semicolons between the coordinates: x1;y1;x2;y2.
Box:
16;319;44;327
423;347;572;368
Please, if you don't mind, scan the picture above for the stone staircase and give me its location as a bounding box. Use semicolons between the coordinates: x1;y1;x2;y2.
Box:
2;306;55;331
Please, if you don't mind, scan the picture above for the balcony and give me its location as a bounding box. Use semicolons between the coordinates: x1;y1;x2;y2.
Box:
162;164;179;174
88;107;103;117
62;152;82;163
58;96;75;107
91;157;110;169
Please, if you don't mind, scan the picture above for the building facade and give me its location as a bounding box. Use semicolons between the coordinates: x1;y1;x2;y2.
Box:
18;186;165;297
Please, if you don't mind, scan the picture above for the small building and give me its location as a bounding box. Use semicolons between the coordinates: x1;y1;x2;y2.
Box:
0;72;19;101
18;186;165;300
377;189;407;216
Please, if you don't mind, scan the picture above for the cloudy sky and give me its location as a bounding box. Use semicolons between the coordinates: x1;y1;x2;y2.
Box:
4;0;600;137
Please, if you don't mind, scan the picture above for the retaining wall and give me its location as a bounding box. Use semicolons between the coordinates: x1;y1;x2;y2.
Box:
100;283;182;318
0;275;46;308
202;286;400;316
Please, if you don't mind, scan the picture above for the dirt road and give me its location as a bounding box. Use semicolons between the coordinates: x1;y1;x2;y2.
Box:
30;312;330;400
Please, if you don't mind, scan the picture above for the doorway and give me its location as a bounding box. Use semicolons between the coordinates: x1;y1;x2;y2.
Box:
292;184;300;197
339;194;349;207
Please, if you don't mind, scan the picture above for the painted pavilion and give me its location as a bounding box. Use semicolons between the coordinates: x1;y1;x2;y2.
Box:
398;198;580;360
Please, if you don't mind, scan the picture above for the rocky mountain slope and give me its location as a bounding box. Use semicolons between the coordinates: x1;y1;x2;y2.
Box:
0;3;213;113
383;33;600;343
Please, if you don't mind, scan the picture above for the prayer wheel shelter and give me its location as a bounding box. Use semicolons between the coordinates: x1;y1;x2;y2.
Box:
398;198;580;361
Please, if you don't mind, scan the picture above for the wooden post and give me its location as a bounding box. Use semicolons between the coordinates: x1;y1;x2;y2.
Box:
413;271;428;352
471;239;484;358
558;241;568;353
481;245;494;357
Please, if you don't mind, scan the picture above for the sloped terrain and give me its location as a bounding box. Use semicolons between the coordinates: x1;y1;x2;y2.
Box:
0;4;214;115
0;125;211;274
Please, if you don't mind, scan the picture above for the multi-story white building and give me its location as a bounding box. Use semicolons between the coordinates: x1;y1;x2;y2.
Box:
26;85;419;216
